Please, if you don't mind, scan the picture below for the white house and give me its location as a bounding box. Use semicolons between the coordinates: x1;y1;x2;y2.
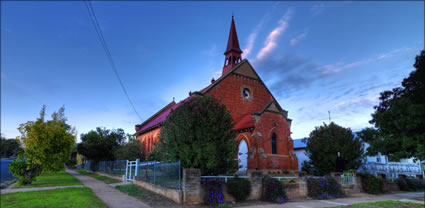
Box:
293;138;424;179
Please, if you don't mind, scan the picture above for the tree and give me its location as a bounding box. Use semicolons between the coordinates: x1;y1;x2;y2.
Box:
114;138;144;161
154;95;237;175
77;127;126;162
17;105;76;172
0;136;23;158
305;122;364;175
360;50;425;161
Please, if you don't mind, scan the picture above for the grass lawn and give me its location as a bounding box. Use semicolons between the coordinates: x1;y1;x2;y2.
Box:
77;170;121;184
332;200;424;208
13;170;82;188
1;187;107;208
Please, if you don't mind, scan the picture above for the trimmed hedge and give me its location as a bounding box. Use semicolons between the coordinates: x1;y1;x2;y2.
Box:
396;178;425;191
262;175;287;203
359;173;383;194
306;177;344;199
226;178;251;202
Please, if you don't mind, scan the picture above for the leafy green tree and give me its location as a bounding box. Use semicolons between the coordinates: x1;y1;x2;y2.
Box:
154;95;237;175
359;50;425;161
114;138;144;161
18;105;76;172
9;157;42;185
78;127;126;162
305;122;364;175
0;136;23;158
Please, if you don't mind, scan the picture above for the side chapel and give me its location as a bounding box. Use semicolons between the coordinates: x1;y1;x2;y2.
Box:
135;17;298;171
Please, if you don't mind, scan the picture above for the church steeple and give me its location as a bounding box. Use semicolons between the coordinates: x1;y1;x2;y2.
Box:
222;16;243;75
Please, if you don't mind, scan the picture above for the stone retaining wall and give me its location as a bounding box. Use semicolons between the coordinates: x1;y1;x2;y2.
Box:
91;169;405;205
134;178;183;204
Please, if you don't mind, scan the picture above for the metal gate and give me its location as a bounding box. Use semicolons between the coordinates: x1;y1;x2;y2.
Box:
341;172;355;185
125;159;139;182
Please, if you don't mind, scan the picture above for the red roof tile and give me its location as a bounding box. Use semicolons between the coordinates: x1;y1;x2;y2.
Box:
233;114;255;131
136;98;190;135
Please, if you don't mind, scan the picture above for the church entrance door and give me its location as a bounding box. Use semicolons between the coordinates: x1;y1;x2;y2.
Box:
238;139;248;171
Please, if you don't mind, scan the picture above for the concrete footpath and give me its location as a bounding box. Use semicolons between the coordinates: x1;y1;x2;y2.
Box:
243;192;424;208
66;169;151;208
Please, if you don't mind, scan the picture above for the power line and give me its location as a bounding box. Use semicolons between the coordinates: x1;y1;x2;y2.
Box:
84;0;142;121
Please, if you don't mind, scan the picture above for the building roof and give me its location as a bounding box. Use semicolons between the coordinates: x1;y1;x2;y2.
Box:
233;114;255;131
135;98;188;135
293;138;308;149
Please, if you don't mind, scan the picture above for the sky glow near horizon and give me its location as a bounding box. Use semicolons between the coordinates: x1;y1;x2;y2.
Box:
1;1;424;141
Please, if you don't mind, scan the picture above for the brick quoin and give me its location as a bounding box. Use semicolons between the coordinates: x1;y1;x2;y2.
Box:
135;17;298;171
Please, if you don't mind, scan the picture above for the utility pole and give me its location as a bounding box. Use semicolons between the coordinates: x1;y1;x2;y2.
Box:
328;111;331;123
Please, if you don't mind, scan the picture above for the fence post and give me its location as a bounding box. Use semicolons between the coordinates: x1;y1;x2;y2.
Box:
125;160;129;181
135;159;139;177
178;160;181;190
153;160;156;184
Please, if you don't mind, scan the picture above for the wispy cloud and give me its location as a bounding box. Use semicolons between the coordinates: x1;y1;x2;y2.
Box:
243;13;270;59
256;8;293;61
336;96;379;112
320;47;416;75
289;32;308;47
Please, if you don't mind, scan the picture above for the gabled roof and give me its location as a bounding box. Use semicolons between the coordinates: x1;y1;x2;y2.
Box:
135;59;291;135
198;60;289;119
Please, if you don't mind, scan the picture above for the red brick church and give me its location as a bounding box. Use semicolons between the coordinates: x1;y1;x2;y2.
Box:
135;17;298;171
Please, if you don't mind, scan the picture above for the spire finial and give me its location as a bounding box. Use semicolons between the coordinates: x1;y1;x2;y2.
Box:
232;11;234;18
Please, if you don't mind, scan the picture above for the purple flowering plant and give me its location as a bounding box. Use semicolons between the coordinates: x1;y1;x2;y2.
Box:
306;177;345;199
201;178;225;207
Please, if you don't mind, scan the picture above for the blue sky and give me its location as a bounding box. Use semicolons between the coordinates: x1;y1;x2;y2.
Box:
1;1;424;141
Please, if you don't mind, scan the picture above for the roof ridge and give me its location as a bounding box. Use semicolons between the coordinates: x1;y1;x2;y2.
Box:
199;59;248;94
136;100;175;128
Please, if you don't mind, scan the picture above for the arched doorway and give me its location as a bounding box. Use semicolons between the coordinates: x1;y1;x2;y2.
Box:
238;139;248;171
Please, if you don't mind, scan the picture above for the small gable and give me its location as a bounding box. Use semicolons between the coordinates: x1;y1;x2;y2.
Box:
267;102;280;112
233;61;259;80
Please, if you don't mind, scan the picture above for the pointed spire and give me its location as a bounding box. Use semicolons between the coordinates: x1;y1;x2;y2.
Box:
224;16;242;54
222;16;243;75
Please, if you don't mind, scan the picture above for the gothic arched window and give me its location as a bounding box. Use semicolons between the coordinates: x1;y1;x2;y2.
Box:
272;133;277;154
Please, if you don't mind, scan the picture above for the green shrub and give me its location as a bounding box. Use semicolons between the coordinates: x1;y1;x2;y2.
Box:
358;173;383;194
396;178;425;191
306;177;344;199
262;175;287;203
226;178;251;202
9;158;42;185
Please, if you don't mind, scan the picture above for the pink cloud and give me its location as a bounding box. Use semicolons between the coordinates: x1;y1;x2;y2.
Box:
256;8;293;61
